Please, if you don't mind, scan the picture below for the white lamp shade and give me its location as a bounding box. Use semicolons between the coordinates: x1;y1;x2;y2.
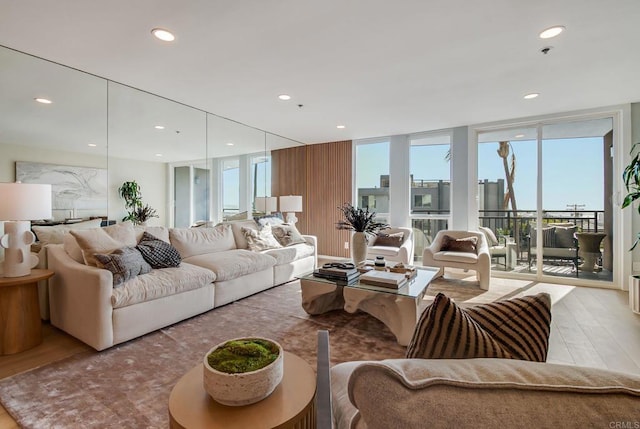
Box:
279;195;303;213
0;183;52;220
255;196;278;213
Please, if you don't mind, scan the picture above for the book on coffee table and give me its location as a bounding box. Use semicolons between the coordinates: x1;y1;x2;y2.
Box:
318;266;358;278
313;270;360;284
359;271;407;289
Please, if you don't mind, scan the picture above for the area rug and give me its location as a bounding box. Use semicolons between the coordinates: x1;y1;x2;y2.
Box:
0;277;534;428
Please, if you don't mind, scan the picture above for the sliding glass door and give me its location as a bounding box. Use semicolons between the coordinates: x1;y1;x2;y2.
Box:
477;116;615;285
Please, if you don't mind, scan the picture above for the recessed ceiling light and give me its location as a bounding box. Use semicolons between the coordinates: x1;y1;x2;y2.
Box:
514;134;525;138
523;93;539;99
539;26;565;39
226;142;235;146
34;98;52;104
336;125;346;129
278;94;291;101
151;28;175;42
155;153;163;157
154;125;165;130
87;143;97;147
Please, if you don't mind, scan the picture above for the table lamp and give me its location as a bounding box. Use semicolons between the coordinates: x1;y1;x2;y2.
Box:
0;182;52;277
279;195;302;225
255;196;278;214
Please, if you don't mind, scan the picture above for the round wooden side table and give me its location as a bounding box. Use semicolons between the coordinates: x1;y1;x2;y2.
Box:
169;351;316;429
0;269;54;355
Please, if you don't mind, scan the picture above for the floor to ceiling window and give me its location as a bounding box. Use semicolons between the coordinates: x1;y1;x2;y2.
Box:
409;132;451;262
355;139;390;223
476;116;615;285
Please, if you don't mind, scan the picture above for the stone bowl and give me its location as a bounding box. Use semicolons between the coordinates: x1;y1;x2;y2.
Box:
202;337;284;406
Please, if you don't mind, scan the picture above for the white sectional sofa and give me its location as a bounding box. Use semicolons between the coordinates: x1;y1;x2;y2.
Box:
45;220;316;351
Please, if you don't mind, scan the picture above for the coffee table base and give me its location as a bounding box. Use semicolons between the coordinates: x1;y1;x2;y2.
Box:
343;287;420;346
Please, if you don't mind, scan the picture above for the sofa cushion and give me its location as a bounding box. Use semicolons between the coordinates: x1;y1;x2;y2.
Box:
94;247;152;287
372;232;404;248
169;224;235;258
226;220;259;250
134;225;170;243
440;235;477;253
271;223;306;247
367;246;403;257
262;243;315;265
32;219;103;246
69;222;137;267
342;358;640;429
111;262;216;308
242;225;282;251
183;249;276;282
63;233;86;263
406;292;552;362
136;231;182;268
433;251;478;264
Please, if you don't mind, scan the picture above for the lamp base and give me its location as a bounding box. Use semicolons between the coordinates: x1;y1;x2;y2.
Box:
285;212;298;225
0;221;38;277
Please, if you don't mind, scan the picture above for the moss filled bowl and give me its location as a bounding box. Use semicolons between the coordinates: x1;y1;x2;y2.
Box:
203;337;283;406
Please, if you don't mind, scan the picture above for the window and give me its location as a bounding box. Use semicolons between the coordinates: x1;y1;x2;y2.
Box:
355;140;390;217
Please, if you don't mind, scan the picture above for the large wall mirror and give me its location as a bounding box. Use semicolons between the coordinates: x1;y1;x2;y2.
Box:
0;44;305;230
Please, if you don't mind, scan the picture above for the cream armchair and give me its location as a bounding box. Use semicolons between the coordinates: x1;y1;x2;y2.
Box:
422;230;491;290
367;227;414;265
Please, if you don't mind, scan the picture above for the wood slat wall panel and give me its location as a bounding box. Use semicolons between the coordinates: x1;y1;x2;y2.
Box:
271;141;352;257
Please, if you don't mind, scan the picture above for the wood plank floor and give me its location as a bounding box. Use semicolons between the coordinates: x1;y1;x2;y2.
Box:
0;283;639;428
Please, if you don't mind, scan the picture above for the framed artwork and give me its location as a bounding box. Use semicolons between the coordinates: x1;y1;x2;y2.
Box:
16;161;108;218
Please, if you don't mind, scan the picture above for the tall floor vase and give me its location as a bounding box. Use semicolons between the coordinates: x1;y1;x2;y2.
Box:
351;232;368;266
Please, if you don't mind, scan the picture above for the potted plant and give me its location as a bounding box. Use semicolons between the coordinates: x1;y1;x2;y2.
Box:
203;337;284;406
336;202;388;265
622;142;640;314
118;180;158;225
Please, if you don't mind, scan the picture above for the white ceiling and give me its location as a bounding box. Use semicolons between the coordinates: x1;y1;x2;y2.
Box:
1;0;639;144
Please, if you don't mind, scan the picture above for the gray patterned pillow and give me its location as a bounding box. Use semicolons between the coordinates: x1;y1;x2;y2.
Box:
94;247;152;287
136;231;181;268
271;223;306;247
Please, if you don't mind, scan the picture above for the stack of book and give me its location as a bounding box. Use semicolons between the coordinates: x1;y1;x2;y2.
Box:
359;271;407;289
313;265;360;285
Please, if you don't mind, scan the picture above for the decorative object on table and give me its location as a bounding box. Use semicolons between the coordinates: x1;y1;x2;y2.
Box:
315;261;360;284
336;202;388;266
278;195;303;225
16;161;107;220
203;337;284;406
118;180;158;225
254;196;278;215
388;262;418;279
359;270;407;289
374;256;386;270
0;182;51;277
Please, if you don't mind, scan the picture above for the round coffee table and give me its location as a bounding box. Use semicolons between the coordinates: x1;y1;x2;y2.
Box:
169;351;316;429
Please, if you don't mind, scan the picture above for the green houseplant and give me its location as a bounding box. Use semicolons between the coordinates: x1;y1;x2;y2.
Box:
622;142;640;250
118;180;158;225
336;202;388;264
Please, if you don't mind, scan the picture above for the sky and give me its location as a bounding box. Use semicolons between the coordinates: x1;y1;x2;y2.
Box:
357;137;605;211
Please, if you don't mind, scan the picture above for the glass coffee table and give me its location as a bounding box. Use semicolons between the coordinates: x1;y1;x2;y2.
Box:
298;267;438;346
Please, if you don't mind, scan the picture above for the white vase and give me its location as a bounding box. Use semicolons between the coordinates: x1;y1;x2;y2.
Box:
351;232;368;266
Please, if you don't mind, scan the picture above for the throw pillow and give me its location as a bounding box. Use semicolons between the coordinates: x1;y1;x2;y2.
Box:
372;232;404;248
406;292;552;362
531;226;556;248
32;218;103;246
254;213;285;227
554;225;577;248
69;221;137;266
94;247;152;287
478;226;499;247
241;225;283;251
136;231;181;268
271;223;306;247
440;235;477;253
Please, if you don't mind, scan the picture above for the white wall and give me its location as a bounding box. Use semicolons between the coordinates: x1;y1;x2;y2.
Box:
0;143;168;226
